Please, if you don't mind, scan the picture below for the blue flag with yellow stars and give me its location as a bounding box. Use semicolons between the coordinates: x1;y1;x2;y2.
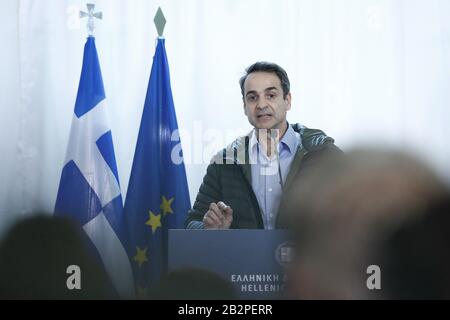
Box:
124;37;191;298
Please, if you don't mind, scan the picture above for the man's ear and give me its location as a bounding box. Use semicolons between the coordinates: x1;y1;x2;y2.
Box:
285;92;292;111
243;103;248;116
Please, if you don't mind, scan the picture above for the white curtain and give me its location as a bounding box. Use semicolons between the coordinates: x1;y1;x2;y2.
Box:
1;0;449;234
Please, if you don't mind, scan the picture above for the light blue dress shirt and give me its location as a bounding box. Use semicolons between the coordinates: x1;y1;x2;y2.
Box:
249;125;301;229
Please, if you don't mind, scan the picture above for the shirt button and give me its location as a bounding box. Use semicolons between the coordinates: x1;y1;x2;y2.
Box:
268;188;273;192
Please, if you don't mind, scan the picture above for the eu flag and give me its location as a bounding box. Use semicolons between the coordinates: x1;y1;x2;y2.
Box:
124;38;191;297
54;36;134;298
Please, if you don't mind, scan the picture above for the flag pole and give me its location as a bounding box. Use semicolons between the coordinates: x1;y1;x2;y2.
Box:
124;6;191;297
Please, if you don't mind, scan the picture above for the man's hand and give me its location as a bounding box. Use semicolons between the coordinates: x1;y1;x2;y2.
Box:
203;201;233;229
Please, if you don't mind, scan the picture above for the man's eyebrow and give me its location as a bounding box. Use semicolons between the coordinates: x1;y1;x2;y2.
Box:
246;87;279;96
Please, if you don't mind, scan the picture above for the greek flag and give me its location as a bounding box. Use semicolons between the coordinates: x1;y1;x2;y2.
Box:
54;36;134;298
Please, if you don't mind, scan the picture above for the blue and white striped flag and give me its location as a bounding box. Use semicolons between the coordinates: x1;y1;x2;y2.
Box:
54;36;134;298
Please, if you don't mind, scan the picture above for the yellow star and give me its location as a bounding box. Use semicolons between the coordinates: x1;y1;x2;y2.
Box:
132;246;148;268
160;195;174;217
145;211;162;233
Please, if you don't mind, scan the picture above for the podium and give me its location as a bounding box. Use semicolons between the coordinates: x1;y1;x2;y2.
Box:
168;230;292;299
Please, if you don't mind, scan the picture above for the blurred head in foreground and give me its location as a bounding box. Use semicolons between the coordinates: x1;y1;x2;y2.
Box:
285;149;450;299
149;267;237;300
0;214;115;299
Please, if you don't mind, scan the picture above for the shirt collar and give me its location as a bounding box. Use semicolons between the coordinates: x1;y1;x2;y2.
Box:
280;124;298;154
249;123;299;156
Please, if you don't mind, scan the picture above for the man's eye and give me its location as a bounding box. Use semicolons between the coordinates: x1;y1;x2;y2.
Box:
267;94;276;99
248;96;257;101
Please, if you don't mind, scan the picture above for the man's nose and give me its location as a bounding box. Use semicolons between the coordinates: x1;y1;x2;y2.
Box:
256;97;269;109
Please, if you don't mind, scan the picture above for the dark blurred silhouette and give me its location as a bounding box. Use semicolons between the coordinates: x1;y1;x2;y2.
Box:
148;267;238;300
285;149;450;299
378;198;450;299
0;214;116;299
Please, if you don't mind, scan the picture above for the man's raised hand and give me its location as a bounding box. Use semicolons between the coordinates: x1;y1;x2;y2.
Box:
203;201;233;229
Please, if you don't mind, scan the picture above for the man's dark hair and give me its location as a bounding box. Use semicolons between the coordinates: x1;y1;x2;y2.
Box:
377;197;450;299
0;214;117;299
239;62;291;100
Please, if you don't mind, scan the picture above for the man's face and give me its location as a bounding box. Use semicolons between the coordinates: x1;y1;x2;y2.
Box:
243;71;291;132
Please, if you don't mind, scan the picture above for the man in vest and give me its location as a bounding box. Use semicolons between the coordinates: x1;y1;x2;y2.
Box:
186;62;341;229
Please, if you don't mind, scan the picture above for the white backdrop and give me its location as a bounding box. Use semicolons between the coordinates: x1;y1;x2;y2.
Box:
0;0;449;235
